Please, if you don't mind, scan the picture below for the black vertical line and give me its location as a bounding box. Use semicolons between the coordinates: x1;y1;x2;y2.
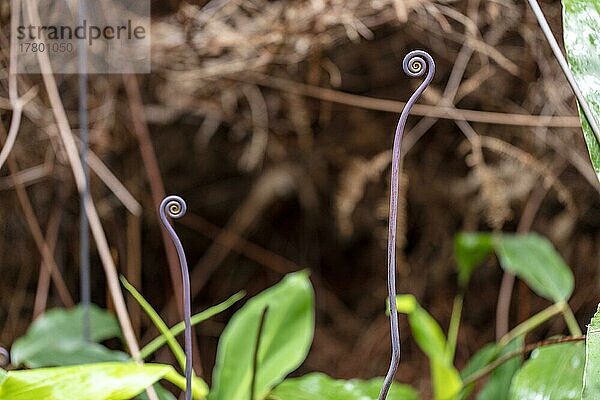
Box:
78;0;91;341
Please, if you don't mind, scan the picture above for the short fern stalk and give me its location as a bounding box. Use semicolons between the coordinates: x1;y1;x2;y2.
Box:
159;195;193;400
379;50;435;400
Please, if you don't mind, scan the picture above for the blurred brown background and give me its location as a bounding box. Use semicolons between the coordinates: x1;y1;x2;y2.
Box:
1;0;599;396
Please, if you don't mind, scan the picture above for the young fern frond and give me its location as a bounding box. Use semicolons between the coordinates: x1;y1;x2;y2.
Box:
159;195;193;400
379;50;435;400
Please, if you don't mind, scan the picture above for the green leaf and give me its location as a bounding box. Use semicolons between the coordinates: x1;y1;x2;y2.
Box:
454;232;494;288
396;294;462;400
562;0;600;180
268;373;419;400
121;278;210;398
11;304;126;368
0;362;174;400
431;360;462;400
477;338;523;400
460;343;498;399
582;303;600;399
121;277;186;371
408;304;447;360
494;234;574;303
140;291;245;360
210;271;315;400
0;369;6;386
509;341;584;400
454;232;574;303
136;384;176;400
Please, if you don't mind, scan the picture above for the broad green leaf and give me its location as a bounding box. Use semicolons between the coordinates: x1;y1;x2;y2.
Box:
268;373;419;400
0;362;173;400
562;0;600;181
454;232;574;303
454;232;494;288
509;342;584;400
140;291;245;359
11;341;128;367
0;369;6;386
210;271;315;400
582;303;600;399
11;304;125;368
494;234;574;303
477;338;523;400
396;294;462;400
121;277;186;370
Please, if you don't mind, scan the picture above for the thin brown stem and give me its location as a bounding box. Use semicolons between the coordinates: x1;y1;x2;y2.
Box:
33;190;66;318
0;127;74;307
462;335;585;387
126;212;142;338
122;74;184;313
21;7;154;399
240;73;582;128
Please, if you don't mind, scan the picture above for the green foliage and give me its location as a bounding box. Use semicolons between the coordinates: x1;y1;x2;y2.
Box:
136;385;176;400
582;304;600;398
140;292;245;360
121;277;187;371
6;255;591;400
209;271;315;400
454;233;574;302
562;0;600;180
268;373;419;400
454;232;493;288
11;292;240;400
477;338;522;400
508;342;584;400
459;343;498;399
122;276;217;398
0;362;178;400
495;234;573;303
451;232;581;399
396;294;462;400
10;304;127;368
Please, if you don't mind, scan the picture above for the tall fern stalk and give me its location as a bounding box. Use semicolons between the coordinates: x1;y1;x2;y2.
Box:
379;50;435;400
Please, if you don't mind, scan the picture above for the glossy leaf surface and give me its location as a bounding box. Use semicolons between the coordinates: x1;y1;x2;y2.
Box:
210;271;315;400
582;304;600;399
0;362;172;400
509;342;584;400
268;373;419;400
